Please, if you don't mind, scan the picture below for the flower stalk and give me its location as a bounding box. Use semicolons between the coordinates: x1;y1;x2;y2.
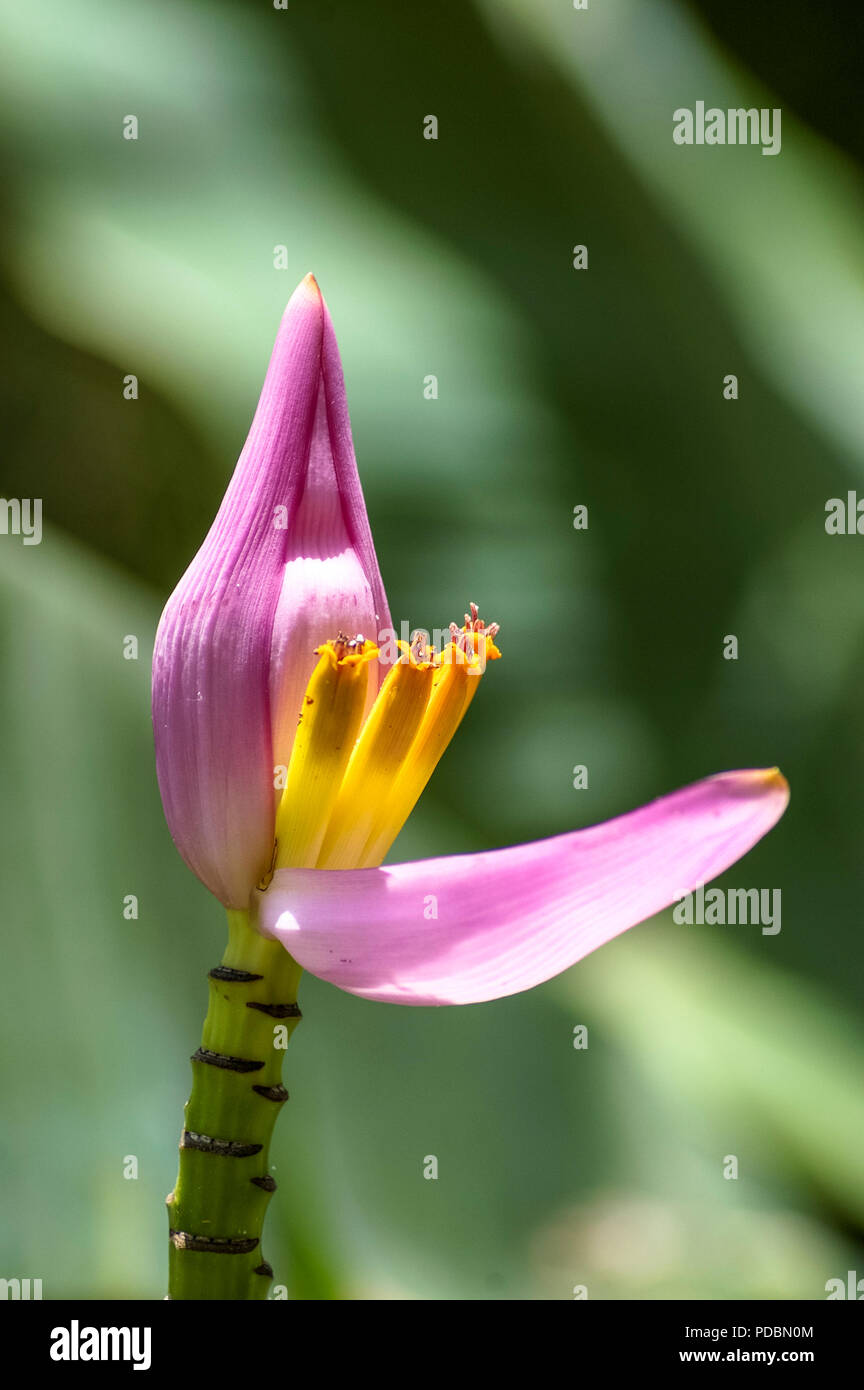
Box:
167;910;302;1300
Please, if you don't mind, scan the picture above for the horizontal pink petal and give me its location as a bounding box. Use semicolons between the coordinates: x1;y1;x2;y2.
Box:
256;769;789;1005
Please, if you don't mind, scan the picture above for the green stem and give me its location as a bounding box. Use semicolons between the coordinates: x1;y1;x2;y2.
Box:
167;906;302;1300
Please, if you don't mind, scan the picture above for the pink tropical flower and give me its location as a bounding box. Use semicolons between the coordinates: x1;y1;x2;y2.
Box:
153;275;789;1005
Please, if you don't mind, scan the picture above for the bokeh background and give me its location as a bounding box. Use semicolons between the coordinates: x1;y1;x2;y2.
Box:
1;0;863;1300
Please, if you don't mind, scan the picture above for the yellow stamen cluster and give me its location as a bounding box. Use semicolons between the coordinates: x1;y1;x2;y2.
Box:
272;606;500;872
272;635;379;869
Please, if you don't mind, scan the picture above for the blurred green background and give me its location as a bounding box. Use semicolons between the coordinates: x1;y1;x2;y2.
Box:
1;0;863;1300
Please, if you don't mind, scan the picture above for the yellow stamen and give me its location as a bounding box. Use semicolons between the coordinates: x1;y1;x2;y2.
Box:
315;639;438;869
273;635;379;869
357;629;501;867
271;607;500;877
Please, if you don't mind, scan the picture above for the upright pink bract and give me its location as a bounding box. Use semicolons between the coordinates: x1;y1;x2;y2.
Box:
152;276;390;907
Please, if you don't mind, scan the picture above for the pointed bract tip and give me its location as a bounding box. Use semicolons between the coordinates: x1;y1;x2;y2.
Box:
279;273;325;329
724;766;790;804
767;767;790;804
753;766;788;792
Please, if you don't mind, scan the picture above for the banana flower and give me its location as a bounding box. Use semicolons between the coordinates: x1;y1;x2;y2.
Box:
152;275;788;1299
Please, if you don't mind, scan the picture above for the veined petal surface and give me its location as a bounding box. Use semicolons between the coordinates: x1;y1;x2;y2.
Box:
153;276;390;906
257;770;789;1004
